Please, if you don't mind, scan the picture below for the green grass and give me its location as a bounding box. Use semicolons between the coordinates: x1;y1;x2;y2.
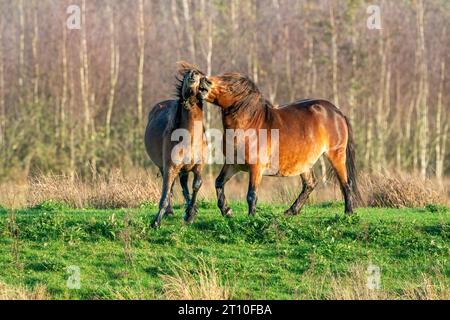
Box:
0;201;449;299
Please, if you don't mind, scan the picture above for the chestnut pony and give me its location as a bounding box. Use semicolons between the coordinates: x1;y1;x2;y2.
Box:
200;72;361;217
145;64;207;227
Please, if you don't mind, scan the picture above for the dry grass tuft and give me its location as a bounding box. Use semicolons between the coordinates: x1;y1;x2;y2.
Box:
110;286;159;300
325;266;389;300
161;258;232;300
28;170;160;209
322;266;449;300
0;183;28;209
2;168;448;210
0;281;49;300
360;172;448;208
402;274;450;300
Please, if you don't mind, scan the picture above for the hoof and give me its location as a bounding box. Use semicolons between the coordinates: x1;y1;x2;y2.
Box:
151;217;161;229
284;208;297;216
184;206;198;224
164;209;174;217
223;207;233;218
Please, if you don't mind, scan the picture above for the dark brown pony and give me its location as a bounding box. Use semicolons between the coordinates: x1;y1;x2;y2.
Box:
145;63;206;228
200;72;361;217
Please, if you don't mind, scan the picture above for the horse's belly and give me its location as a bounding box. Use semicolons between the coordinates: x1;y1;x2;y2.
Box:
273;148;325;177
276;164;312;177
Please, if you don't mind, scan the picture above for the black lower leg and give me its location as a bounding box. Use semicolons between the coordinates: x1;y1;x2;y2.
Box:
247;188;258;216
165;186;174;216
179;172;190;207
215;166;235;217
285;173;317;216
342;183;353;215
185;173;202;223
152;174;175;228
215;176;232;217
153;196;169;228
216;181;231;216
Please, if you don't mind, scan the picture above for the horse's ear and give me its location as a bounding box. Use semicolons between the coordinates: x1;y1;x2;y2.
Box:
176;61;204;76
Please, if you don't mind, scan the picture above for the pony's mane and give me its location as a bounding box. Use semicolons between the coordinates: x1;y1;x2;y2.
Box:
219;73;270;119
174;61;205;102
174;76;185;101
176;61;204;77
169;68;203;132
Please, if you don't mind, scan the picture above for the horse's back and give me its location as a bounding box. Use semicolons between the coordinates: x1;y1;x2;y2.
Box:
147;99;176;122
145;100;177;169
280;99;339;113
278;99;347;126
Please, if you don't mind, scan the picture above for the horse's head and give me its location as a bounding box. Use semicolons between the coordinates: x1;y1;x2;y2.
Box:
199;73;261;112
176;61;208;110
197;75;231;108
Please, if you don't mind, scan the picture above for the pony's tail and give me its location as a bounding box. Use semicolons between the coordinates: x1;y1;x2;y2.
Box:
344;117;363;207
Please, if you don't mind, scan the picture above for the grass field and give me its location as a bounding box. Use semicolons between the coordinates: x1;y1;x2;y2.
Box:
0;201;449;300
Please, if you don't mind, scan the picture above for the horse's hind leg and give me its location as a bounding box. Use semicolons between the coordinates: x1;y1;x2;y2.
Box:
284;171;317;216
179;171;190;207
215;164;238;217
184;166;203;224
247;165;262;216
326;148;353;215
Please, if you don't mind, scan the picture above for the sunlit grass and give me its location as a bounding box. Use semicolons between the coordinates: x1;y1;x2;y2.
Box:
0;201;448;300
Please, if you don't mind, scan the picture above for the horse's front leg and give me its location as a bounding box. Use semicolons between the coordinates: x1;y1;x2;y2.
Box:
247;165;262;216
165;184;175;217
184;166;203;224
215;164;238;217
159;168;175;217
152;168;177;228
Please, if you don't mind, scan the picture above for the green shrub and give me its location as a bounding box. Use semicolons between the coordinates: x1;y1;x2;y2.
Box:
31;200;69;212
425;204;449;214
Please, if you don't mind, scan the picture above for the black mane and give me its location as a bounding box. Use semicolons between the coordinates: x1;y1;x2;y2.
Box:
174;75;185;102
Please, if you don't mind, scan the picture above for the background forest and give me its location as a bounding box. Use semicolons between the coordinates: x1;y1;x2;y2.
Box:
0;0;448;185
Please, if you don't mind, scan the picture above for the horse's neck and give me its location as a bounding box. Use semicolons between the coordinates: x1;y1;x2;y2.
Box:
179;103;203;130
222;103;269;130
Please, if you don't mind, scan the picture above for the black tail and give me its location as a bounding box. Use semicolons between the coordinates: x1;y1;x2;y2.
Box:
344;117;362;206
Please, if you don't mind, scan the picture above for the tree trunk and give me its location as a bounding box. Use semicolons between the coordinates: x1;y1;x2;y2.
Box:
435;59;446;183
106;4;120;146
170;0;181;60
136;0;145;128
18;0;25;103
0;18;4;148
251;0;258;83
365;98;374;171
80;0;91;139
375;31;388;172
230;0;239;67
70;125;75;182
182;0;196;62
329;3;339;106
32;0;39;105
348;13;358;127
79;0;97;174
285;24;295;101
394;75;402;171
416;0;429;179
60;18;68;149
